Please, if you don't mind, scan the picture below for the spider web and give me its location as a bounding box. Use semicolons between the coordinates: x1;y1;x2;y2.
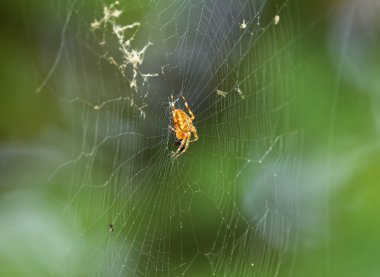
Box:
45;0;302;275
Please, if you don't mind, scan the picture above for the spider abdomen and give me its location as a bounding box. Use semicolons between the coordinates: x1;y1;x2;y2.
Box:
174;109;192;132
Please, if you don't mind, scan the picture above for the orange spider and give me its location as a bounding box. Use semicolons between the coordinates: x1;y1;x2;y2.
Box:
169;94;198;157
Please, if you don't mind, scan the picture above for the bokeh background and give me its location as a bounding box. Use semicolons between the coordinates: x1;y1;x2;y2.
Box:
1;0;379;276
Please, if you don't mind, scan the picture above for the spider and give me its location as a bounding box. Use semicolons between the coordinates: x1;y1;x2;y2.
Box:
169;94;198;157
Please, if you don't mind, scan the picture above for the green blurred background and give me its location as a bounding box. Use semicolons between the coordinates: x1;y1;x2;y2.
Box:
1;0;380;276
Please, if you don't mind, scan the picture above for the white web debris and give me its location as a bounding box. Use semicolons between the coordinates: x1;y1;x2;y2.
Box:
90;1;122;31
161;64;169;76
90;1;157;118
240;19;248;30
216;89;228;97
274;15;280;25
235;85;245;100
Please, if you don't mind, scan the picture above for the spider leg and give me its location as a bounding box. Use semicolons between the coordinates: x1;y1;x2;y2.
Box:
172;133;188;157
185;118;191;130
171;95;180;129
173;138;182;147
182;96;195;120
169;125;175;132
180;133;191;155
190;126;198;142
171;94;175;112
